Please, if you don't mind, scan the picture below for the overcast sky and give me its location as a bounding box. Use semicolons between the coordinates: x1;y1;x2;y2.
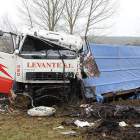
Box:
0;0;140;37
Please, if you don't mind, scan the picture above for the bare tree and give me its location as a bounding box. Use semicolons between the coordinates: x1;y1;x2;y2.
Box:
15;0;117;35
17;0;65;31
84;0;117;36
16;0;34;28
63;0;88;35
0;14;18;33
33;0;65;31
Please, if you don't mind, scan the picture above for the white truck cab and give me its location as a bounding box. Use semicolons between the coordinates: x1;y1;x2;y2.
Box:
0;29;99;99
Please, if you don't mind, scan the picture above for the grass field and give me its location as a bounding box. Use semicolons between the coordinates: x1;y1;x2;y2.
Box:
0;112;84;140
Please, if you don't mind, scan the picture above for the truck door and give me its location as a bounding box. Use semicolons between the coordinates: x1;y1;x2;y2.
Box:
0;31;16;95
81;39;100;78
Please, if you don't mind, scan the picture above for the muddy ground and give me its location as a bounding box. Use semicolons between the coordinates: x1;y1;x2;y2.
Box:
0;94;140;140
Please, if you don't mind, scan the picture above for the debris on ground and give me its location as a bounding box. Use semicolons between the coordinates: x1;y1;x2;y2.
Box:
60;131;76;135
0;109;5;112
61;121;75;127
0;104;19;114
119;121;128;127
27;106;56;117
74;120;91;127
37;117;42;121
102;133;106;137
134;124;140;127
53;126;64;130
1;93;140;139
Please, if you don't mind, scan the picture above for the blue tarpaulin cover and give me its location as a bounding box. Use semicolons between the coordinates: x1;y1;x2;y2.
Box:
83;44;140;101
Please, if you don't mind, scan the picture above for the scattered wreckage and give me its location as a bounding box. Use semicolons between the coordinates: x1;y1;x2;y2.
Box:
27;106;56;117
0;29;100;104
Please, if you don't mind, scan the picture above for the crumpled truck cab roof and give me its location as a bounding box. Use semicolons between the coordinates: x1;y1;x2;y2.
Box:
21;29;83;52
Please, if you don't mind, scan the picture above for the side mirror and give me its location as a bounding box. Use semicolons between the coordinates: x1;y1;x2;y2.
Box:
15;49;19;55
0;30;4;36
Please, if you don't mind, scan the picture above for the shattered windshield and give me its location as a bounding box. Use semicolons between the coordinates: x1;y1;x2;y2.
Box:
20;35;77;59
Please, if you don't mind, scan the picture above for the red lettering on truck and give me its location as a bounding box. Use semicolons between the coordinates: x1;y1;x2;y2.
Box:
27;62;74;69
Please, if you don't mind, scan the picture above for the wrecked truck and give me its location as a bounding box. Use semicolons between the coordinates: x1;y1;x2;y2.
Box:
0;29;99;102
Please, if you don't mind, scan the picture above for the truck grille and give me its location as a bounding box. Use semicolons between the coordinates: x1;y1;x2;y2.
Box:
26;72;68;81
